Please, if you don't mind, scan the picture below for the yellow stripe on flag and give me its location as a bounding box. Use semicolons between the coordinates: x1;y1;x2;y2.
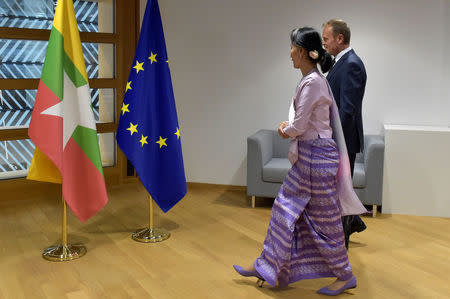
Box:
27;147;62;184
52;0;88;83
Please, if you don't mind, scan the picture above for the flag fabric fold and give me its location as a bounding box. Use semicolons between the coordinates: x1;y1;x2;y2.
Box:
28;147;62;184
117;0;187;212
27;0;108;222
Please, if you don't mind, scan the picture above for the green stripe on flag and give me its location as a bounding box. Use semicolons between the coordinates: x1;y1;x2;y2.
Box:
41;27;64;100
41;26;88;96
71;126;104;176
64;52;88;88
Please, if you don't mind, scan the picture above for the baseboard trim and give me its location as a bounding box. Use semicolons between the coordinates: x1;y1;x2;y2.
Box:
187;182;246;192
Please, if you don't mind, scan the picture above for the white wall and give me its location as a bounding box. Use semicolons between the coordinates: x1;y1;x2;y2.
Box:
141;0;450;185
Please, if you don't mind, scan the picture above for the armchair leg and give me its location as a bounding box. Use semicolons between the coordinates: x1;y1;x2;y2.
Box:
251;196;256;208
372;205;377;218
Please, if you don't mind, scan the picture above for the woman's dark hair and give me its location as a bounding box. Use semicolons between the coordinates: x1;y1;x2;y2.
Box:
290;27;333;73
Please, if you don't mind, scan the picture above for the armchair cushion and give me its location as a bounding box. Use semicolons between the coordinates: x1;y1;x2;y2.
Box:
262;158;291;183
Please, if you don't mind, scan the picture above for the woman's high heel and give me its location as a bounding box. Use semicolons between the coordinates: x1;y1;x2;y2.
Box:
233;265;266;287
317;276;357;296
256;278;265;287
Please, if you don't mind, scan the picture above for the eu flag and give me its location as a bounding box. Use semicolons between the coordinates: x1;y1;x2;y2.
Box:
117;0;186;212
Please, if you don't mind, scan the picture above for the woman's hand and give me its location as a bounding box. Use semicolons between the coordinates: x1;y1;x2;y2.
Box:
278;121;290;139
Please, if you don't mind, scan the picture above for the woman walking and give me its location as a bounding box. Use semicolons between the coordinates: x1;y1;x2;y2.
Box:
233;27;366;296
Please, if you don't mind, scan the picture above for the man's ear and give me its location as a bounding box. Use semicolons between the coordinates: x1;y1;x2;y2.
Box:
337;33;345;45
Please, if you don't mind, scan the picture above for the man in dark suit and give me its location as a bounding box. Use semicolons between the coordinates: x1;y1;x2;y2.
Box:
322;19;367;249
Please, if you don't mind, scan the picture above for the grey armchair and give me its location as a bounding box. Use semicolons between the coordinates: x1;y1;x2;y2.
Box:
246;130;385;217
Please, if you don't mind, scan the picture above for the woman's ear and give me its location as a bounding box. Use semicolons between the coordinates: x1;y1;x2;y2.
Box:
300;47;307;59
296;47;303;58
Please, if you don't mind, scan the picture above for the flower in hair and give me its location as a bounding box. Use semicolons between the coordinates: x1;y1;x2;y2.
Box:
309;50;319;60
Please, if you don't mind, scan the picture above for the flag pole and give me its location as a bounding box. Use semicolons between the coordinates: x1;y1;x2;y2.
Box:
62;197;67;246
149;195;154;229
131;194;170;243
42;196;87;261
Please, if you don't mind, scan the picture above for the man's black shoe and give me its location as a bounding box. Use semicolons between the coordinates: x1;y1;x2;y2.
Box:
349;216;367;235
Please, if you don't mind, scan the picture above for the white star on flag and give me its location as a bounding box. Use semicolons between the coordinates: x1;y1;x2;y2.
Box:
41;73;97;149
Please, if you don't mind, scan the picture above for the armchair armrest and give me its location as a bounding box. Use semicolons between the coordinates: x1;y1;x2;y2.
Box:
247;130;273;195
363;135;385;205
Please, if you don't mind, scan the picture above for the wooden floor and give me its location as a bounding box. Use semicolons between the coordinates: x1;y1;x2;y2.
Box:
0;183;449;299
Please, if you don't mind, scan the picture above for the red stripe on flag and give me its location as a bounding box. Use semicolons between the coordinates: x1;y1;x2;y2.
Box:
62;137;108;222
28;79;63;170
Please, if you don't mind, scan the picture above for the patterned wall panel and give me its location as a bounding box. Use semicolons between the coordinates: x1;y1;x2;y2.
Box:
0;0;98;32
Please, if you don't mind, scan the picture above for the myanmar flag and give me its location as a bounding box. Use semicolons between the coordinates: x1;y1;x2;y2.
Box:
27;0;108;222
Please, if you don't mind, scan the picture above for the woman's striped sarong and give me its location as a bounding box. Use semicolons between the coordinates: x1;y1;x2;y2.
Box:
255;138;353;287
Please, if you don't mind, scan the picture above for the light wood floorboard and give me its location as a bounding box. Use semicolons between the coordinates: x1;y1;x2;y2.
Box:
0;183;449;298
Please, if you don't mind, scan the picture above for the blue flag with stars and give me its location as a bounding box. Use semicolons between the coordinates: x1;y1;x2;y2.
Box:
116;0;186;212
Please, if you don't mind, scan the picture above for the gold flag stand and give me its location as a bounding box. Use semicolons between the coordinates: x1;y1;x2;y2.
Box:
42;197;87;261
132;195;170;243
